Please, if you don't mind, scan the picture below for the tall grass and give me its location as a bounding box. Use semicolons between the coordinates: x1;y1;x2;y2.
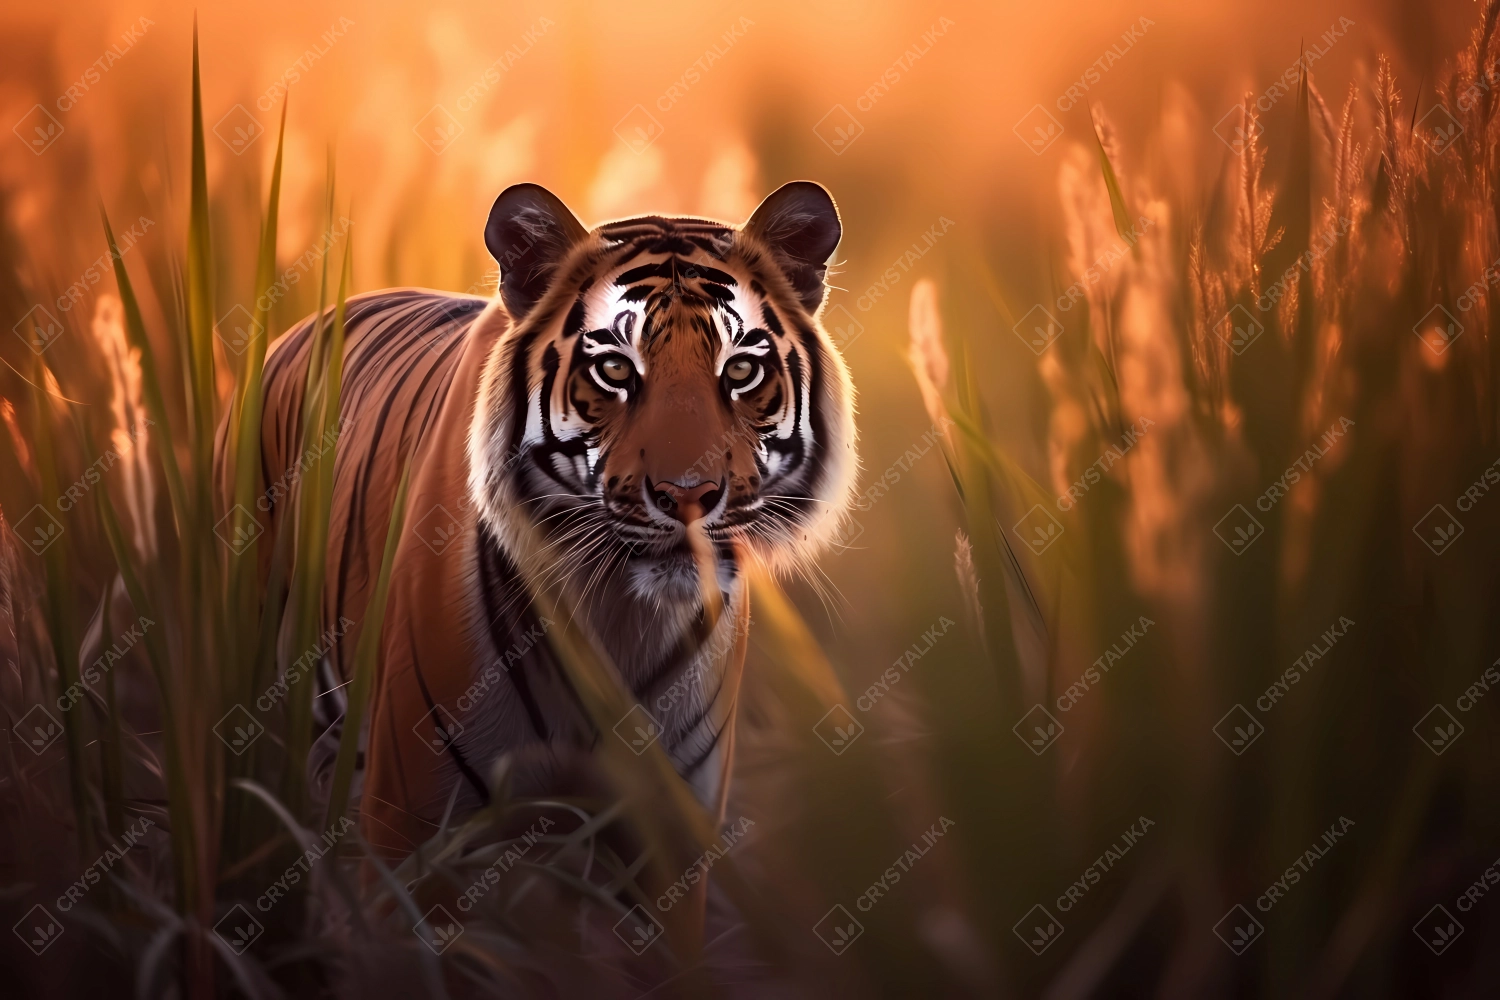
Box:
1;6;1499;999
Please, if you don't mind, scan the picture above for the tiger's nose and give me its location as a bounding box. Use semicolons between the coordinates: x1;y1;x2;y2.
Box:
647;478;723;525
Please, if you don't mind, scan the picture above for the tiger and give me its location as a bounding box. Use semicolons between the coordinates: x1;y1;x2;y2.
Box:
240;180;857;864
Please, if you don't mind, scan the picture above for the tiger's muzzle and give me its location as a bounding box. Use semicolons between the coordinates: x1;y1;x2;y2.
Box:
646;478;724;526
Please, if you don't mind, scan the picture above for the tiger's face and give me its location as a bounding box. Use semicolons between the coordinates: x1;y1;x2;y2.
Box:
469;182;856;615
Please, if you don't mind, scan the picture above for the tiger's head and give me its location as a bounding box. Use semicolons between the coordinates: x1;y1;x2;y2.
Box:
469;181;857;623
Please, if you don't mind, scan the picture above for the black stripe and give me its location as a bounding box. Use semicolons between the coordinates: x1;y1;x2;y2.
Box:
562;296;587;338
477;527;550;740
503;328;542;461
634;610;716;698
669;666;727;748
681;715;728;776
797;317;831;494
761;302;786;339
409;639;491;806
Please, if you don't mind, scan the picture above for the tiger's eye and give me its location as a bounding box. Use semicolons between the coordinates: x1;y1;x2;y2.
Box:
726;359;754;381
600;357;631;381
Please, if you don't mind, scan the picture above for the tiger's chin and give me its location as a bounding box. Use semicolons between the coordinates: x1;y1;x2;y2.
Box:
623;547;740;608
479;491;741;645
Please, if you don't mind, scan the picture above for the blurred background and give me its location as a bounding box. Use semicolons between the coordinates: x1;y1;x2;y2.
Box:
0;0;1476;672
2;1;1499;997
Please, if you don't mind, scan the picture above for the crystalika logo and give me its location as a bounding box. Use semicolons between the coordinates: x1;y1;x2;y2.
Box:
216;304;261;356
813;105;864;155
413;504;462;554
413;703;466;756
1213;704;1264;755
1213;904;1264;955
1414;304;1463;355
212;105;264;156
1013;904;1063;955
1415;105;1463;155
1013;104;1063;155
1211;104;1265;155
1413;504;1462;556
416;904;465;954
612;704;662;755
14;305;64;354
212;505;264;554
1213;504;1264;555
1214;305;1264;355
1013;504;1064;555
17;705;65;755
813;704;864;755
1412;705;1464;755
14;504;64;556
1013;305;1063;355
823;303;865;350
613;104;663;154
1413;904;1463;956
14;105;64;155
813;904;864;954
213;904;264;955
1013;704;1063;755
213;704;265;756
414;106;464;154
13;904;64;955
613;904;665;955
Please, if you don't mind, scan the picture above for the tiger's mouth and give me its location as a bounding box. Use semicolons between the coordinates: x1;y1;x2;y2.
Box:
644;477;724;525
504;459;807;607
620;537;740;605
579;483;745;603
610;508;737;560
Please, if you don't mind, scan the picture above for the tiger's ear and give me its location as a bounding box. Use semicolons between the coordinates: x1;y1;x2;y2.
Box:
485;183;589;320
744;181;842;313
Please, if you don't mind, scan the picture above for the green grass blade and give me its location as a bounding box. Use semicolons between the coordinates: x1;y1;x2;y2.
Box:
69;415;129;842
1091;116;1134;244
322;230;352;448
102;208;188;537
92;460;199;914
28;366;94;859
299;154;337;425
323;457;412;829
232;97;287;485
283;228;352;812
98;580;126;839
228;99;287;685
186;21;216;467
